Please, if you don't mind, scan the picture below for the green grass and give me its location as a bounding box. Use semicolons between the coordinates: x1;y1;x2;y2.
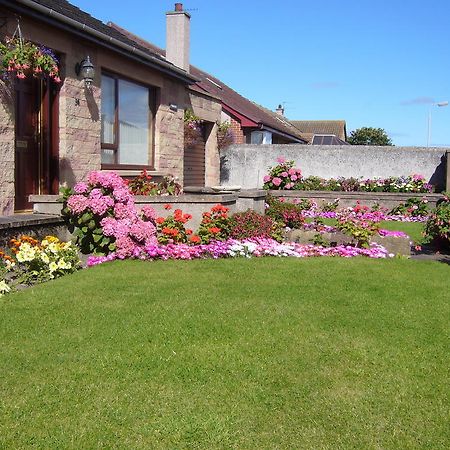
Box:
1;258;449;449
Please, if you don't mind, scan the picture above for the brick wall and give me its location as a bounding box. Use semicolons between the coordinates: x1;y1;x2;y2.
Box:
187;89;222;186
229;116;245;144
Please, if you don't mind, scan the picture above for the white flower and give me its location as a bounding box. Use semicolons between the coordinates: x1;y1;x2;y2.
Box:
40;253;50;264
49;261;58;272
0;280;11;295
48;243;59;254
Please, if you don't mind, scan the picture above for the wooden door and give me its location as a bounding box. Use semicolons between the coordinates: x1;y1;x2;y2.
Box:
15;78;39;211
183;123;206;187
14;77;59;211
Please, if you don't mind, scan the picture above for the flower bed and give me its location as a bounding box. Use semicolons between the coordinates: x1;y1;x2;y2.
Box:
0;235;80;296
263;158;433;193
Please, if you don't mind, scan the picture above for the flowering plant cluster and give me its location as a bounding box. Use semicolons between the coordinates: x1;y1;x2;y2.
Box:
216;121;234;150
266;195;310;228
87;237;391;267
263;158;433;193
229;210;282;241
336;207;381;248
62;171;158;258
156;206;194;244
0;235;80;295
184;109;203;147
389;197;429;218
424;193;450;248
126;171;182;196
0;36;61;82
263;157;302;189
197;204;232;244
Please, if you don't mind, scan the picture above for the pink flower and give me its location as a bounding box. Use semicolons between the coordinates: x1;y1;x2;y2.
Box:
276;157;286;164
263;175;272;183
73;182;88;194
272;177;282;187
281;172;288;177
290;175;298;181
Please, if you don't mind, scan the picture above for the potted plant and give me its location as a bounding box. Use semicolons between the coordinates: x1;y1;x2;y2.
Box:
0;36;61;83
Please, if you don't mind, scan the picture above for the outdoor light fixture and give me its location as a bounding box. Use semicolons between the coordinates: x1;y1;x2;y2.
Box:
169;103;178;112
75;56;95;88
427;101;449;147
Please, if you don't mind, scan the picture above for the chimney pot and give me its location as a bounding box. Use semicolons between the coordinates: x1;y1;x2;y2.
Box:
175;3;183;11
275;104;285;116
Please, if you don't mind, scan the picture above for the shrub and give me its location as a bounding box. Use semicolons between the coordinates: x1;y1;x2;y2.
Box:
62;171;157;257
389;197;429;217
126;171;181;196
336;210;380;248
263;157;302;190
229;210;282;241
424;193;450;247
156;208;193;244
266;195;309;229
197;204;232;244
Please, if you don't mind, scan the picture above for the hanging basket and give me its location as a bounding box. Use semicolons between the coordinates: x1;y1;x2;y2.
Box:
0;34;61;83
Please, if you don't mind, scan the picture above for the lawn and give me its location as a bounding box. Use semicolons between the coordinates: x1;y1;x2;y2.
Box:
1;258;449;449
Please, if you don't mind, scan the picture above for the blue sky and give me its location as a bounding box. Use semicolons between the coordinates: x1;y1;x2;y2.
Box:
74;0;450;147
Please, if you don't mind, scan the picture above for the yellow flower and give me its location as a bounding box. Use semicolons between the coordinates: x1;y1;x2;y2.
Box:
49;261;58;272
40;253;50;264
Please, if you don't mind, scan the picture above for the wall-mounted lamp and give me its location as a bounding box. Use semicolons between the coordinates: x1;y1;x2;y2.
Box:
169;103;178;112
75;55;95;89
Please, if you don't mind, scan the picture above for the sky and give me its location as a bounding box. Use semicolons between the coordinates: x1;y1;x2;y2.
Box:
72;0;450;147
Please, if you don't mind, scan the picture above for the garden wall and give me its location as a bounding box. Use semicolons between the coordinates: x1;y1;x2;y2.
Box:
220;144;450;191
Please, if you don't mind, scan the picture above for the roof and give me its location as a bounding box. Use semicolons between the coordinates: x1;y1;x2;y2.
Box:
291;120;347;141
311;135;349;145
7;0;196;83
109;22;307;143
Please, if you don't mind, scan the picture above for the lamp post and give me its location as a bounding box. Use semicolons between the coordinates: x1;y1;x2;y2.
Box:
427;101;448;147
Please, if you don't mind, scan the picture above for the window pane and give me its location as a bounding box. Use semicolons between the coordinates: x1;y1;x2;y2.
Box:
101;75;115;145
118;79;149;165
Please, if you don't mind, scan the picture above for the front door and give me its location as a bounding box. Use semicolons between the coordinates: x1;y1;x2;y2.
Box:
14;77;58;211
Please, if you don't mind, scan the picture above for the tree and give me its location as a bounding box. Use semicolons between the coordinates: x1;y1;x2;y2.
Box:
347;127;393;146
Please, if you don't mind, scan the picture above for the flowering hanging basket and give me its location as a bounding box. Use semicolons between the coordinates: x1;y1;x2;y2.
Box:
0;36;61;83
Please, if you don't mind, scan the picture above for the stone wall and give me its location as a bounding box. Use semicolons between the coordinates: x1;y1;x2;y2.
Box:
0;81;15;215
220;144;449;190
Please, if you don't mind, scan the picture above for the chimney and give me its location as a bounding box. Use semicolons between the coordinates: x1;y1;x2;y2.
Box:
275;104;284;116
166;3;191;72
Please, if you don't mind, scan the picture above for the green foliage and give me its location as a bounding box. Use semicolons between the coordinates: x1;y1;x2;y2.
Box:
126;171;182;196
156;209;193;244
197;204;232;244
424;193;450;247
229;210;283;241
0;36;61;82
61;188;115;255
336;212;380;248
266;195;312;228
216;121;234;150
347;127;393;146
389;197;429;217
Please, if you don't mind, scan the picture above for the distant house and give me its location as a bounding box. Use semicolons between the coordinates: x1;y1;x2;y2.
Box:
290;120;348;145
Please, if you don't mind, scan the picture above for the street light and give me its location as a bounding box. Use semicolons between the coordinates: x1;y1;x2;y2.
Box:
427;101;449;147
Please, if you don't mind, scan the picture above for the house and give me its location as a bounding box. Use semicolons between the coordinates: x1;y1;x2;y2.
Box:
0;0;303;216
109;24;307;147
0;0;224;215
290;120;349;145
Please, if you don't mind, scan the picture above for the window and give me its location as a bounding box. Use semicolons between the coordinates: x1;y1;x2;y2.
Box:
101;73;155;167
250;130;272;145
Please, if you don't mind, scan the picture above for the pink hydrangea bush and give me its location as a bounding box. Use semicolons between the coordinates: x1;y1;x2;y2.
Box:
62;171;157;256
